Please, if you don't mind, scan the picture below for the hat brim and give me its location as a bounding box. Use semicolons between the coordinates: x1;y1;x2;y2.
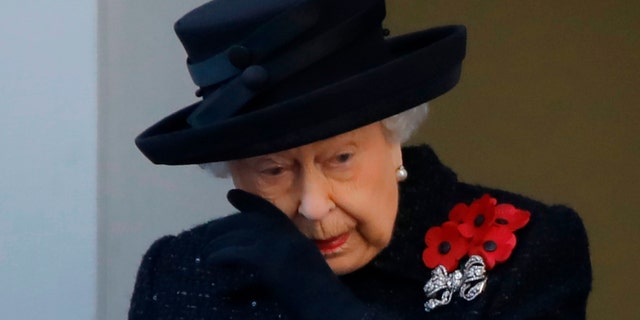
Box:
136;25;466;165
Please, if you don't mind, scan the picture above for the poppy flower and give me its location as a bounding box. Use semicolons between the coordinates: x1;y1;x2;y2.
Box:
422;195;531;310
423;194;530;273
468;226;517;270
447;202;469;224
422;221;468;272
493;203;530;232
455;194;497;240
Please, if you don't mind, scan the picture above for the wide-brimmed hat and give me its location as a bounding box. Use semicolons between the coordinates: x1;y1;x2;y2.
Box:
136;0;466;165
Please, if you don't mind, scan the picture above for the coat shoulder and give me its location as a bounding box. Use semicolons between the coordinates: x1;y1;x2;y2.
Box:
454;183;592;318
456;182;590;257
128;217;232;319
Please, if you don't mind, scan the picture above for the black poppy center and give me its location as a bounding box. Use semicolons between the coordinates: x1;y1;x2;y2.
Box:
483;240;497;252
474;214;485;227
438;241;452;254
496;218;509;225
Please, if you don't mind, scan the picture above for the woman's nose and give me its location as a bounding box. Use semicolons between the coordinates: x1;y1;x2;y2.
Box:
297;170;335;221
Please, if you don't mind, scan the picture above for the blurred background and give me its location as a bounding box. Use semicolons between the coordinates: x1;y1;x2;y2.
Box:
386;2;639;318
1;0;637;319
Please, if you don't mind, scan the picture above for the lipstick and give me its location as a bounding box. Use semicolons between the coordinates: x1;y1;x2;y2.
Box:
314;233;350;255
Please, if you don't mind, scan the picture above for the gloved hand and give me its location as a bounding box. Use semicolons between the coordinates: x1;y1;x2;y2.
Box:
202;189;376;320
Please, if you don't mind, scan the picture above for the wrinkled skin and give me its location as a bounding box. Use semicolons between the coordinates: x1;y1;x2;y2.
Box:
229;122;403;274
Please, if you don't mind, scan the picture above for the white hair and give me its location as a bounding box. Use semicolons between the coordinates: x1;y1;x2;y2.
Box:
380;102;429;143
200;102;429;178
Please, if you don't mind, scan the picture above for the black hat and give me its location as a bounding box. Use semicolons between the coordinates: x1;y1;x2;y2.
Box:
136;0;466;165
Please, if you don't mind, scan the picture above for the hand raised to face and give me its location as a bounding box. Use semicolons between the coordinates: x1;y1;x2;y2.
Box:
228;122;403;274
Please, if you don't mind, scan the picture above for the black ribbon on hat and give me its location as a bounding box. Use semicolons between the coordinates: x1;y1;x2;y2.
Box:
186;0;384;128
187;0;321;88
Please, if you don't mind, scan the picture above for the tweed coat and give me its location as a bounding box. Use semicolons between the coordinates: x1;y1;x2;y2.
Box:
129;145;591;319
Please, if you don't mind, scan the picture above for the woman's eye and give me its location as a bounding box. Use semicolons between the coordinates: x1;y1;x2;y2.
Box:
335;153;353;163
261;167;284;176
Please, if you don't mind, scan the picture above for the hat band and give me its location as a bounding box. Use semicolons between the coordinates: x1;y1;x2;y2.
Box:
187;0;321;88
186;0;385;128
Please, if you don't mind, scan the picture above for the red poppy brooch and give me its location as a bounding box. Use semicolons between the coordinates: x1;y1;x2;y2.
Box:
421;194;530;312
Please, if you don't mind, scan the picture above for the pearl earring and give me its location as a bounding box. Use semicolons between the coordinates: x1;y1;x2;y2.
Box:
396;165;408;182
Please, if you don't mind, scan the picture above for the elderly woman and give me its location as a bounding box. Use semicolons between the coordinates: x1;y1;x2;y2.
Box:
130;0;591;319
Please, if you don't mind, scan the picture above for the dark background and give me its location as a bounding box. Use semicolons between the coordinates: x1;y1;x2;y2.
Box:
385;1;639;318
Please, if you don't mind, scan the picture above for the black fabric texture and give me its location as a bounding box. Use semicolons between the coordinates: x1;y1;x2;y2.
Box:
129;145;592;319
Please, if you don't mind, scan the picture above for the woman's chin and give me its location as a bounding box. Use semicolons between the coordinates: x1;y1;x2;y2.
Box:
326;258;362;275
324;246;377;275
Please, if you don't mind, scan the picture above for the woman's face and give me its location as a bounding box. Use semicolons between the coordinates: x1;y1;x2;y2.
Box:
228;122;403;274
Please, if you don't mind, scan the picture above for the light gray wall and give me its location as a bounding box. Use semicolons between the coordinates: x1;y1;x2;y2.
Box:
0;1;97;319
97;1;233;319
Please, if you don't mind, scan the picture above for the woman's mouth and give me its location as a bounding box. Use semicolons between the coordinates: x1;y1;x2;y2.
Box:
313;232;350;255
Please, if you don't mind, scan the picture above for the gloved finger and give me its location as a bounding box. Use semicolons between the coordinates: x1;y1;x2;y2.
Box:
205;245;256;267
202;232;258;262
228;189;298;226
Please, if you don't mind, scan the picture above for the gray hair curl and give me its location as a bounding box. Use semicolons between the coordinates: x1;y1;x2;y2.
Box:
200;102;429;178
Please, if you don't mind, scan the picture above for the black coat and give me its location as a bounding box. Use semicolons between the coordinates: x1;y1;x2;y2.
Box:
129;145;591;319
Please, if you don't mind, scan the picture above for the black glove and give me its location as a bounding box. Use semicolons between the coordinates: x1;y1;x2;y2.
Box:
202;189;378;320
